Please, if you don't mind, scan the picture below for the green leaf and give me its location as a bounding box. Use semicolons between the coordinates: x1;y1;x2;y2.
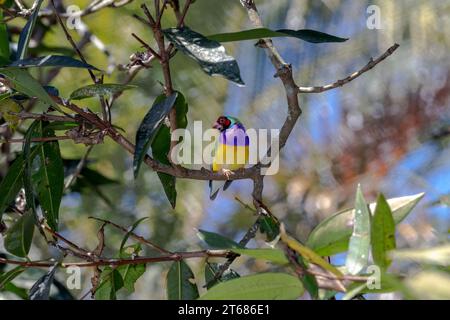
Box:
29;264;58;300
0;266;26;290
4;210;35;257
197;229;243;249
69;84;136;101
345;185;371;275
133;93;178;178
342;283;367;300
10;55;98;70
163;27;244;85
0;10;10;65
152;126;177;208
95;267;124;300
16;0;44;60
23;121;40;216
117;245;146;293
2;282;28;299
306;193;424;256
389;244;450;266
371;194;396;270
44;121;79;131
0;155;25;219
199;273;304;300
166;260;199;300
30;121;64;230
231;248;288;265
258;214;280;242
207;28;348;44
0;67;58;109
150;92;189;208
204;263;239;289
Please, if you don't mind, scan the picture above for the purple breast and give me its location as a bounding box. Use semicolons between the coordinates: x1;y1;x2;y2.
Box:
220;123;249;146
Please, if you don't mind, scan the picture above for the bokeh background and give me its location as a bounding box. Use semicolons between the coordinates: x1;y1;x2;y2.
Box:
1;0;449;299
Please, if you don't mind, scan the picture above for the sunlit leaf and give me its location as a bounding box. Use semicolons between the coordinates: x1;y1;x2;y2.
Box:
163;27;244;85
166;260;199;300
199;273;304;300
0;98;21;130
307;193;424;256
371;194;396;270
69;84;136;101
133;93;178;178
208;27;348;44
345;185;371;275
404;270;450;300
4;210;35;258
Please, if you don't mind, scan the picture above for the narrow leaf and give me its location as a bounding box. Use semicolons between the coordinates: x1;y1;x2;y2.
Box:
29;264;58;300
0;10;10;65
4;210;35;257
0;67;58;108
199;273;304;300
197;229;242;249
117;245;146;293
133;93;178;178
17;0;44;60
306;193;424;256
0;155;25;219
208;27;348;44
31;121;64;230
371;194;396;270
258;214;280;242
345;185;371;275
69;84;136;101
10;55;98;69
0;266;26;290
163;27;244;85
166;260;199;300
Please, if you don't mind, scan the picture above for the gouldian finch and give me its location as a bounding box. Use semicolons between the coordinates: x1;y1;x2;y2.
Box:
209;116;249;200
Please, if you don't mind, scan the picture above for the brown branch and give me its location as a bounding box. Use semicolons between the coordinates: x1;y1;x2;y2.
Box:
298;43;400;93
0;250;228;268
131;33;162;60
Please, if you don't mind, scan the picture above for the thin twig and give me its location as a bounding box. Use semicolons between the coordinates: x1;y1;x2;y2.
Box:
89;217;173;255
297;44;400;93
64;145;94;190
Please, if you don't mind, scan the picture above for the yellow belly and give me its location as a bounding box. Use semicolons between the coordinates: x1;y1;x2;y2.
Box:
212;144;249;171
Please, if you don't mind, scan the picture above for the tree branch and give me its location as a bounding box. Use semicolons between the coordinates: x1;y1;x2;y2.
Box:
298;43;400;93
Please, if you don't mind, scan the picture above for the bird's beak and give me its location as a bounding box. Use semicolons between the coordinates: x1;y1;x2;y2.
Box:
212;122;222;130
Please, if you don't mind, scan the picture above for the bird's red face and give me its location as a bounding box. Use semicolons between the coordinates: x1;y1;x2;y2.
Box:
213;116;231;132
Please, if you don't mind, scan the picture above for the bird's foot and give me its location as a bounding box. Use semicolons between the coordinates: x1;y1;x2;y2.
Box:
221;168;234;180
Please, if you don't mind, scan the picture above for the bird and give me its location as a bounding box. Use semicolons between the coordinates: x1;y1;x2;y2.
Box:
209;115;249;200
